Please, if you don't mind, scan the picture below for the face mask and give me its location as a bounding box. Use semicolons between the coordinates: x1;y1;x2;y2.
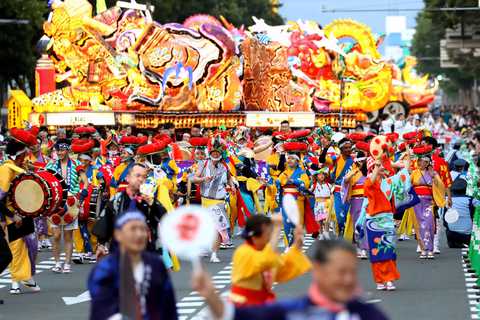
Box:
237;143;246;149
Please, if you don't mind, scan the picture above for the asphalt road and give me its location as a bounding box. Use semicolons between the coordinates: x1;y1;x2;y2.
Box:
0;233;471;320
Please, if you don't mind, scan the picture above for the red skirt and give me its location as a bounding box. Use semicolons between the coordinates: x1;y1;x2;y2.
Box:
371;260;400;283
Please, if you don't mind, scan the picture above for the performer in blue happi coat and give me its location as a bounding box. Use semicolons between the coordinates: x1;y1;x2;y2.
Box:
319;137;354;236
88;210;177;320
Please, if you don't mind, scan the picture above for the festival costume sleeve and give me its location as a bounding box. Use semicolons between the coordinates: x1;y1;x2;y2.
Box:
278;171;289;187
300;173;310;190
0;165;13;193
156;179;175;212
69;160;81;195
267;154;281;178
246;178;264;213
232;244;282;283
274;246;312;283
432;175;446;208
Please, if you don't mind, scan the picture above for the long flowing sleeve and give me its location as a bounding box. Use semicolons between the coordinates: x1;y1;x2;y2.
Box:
274;247;312;283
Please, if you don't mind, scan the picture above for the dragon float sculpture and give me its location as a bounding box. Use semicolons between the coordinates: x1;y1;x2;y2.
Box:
25;0;437;128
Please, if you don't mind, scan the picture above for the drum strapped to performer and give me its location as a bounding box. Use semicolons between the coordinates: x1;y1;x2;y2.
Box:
9;169;68;217
50;195;80;225
79;186;103;221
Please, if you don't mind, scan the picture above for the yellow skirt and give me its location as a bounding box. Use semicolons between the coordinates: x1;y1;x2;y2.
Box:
8;233;31;281
397;208;416;236
73;220;98;253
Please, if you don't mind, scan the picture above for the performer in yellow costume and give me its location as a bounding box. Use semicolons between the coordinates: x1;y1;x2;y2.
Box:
0;129;41;294
136;138;181;271
230;214;311;306
278;154;311;227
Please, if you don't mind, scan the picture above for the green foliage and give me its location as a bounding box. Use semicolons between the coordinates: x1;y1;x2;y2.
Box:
0;0;48;90
411;0;480;93
91;0;283;25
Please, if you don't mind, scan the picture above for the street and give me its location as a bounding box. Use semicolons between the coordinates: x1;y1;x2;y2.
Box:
0;233;470;320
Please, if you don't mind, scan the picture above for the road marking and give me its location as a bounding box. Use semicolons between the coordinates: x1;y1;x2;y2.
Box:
212;275;231;279
212;280;231;284
366;299;382;304
181;297;205;302
62;290;91;305
462;255;480;320
177;302;205;308
178;309;197;315
218;270;231;274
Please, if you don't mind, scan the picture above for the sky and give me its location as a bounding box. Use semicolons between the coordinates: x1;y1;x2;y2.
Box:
279;0;425;35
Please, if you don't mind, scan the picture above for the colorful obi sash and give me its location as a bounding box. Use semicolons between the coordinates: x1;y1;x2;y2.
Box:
351;184;364;197
283;185;299;196
413;185;432;196
230;285;276;306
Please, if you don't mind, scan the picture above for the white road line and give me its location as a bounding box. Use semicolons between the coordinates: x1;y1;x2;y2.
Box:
176;302;204;308
181;297;205;302
36;265;53;270
177;309;197;315
212;275;231;279
218;270;231;274
0;279;12;284
212;280;231;284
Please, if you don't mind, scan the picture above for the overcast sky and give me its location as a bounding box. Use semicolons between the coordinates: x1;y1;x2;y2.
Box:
279;0;425;34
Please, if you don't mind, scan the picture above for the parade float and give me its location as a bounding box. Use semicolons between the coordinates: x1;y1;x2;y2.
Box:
7;0;437;129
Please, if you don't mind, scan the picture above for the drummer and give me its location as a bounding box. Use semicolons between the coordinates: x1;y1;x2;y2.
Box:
71;139;101;264
46;138;81;274
0;128;41;294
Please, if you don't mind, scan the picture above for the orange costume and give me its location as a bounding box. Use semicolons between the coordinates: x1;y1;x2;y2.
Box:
364;177;401;284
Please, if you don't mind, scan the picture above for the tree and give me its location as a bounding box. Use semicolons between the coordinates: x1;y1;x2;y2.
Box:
91;0;283;25
0;0;48;100
411;0;480;102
